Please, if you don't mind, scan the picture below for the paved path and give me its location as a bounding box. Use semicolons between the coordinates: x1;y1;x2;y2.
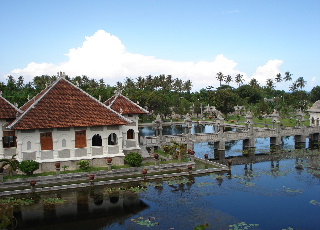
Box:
0;159;227;196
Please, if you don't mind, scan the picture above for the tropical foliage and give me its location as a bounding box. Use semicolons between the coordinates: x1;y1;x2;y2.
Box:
19;160;40;175
0;72;317;119
124;152;143;167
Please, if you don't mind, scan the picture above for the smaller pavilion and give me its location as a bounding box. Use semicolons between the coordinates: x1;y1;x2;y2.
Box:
307;100;320;127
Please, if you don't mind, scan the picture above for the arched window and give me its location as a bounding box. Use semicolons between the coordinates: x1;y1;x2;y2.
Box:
127;129;134;139
108;133;117;145
62;139;67;148
92;134;102;146
27;141;31;150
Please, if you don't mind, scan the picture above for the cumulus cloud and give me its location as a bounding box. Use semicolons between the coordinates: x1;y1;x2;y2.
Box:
250;60;283;87
5;30;282;91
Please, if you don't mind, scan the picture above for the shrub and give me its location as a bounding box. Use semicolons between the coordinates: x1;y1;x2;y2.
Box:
77;160;90;170
124;152;143;167
19;160;40;175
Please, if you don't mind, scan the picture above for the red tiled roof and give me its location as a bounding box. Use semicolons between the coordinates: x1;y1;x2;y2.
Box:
0;95;21;119
9;78;131;130
104;94;149;115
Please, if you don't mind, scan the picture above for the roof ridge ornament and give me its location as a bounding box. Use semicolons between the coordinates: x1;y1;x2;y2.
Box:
57;71;66;79
114;89;122;95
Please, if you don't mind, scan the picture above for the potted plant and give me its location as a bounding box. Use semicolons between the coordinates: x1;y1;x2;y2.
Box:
89;174;95;180
188;149;195;155
55;162;61;169
106;157;112;164
30;180;36;186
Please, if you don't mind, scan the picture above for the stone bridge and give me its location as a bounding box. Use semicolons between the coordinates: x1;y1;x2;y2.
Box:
139;119;320;154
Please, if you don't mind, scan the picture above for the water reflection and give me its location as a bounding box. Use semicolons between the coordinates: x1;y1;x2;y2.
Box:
13;187;149;230
4;150;320;230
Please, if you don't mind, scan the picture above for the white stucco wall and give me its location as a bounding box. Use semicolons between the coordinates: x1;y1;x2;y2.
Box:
13;125;131;163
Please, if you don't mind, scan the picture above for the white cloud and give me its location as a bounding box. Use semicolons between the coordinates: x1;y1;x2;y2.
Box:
250;60;283;87
5;30;283;91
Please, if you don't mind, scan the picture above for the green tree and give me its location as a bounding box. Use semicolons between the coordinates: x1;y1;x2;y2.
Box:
19;160;40;175
249;78;260;88
216;72;224;86
213;88;239;115
124;152;143;167
310;86;320;102
266;79;275;90
236;85;262;104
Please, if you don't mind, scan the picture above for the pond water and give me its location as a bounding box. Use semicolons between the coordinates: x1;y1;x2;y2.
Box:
2;126;319;229
3;151;320;230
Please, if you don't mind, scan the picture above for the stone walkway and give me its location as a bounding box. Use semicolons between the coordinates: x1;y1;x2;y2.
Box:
0;158;228;196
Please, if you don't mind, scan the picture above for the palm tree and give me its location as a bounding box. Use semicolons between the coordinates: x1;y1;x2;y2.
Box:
0;155;19;176
275;73;282;83
225;75;232;85
289;82;298;92
284;72;292;82
295;77;307;90
235;74;244;87
216;72;224;86
266;79;275;90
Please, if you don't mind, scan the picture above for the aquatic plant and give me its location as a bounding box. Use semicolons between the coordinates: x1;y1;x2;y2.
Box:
310;200;320;206
131;217;159;227
0;197;34;206
194;223;209;230
43;197;67;205
228;222;259;230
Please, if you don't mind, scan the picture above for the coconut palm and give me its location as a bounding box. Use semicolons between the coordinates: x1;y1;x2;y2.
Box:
216;72;225;86
275;73;282;83
284;71;292;82
266;79;275;90
235;74;244;87
296;77;307;90
225;75;232;85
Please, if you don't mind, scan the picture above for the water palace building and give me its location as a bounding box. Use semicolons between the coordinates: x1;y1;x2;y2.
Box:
0;75;148;172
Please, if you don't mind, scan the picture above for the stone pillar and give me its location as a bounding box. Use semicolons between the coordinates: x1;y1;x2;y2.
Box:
185;115;193;151
36;140;41;161
294;135;306;149
309;133;319;149
135;131;139;148
270;136;282;146
122;131;127;149
243;138;255;149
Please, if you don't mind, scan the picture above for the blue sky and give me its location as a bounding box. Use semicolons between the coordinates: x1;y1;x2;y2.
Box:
1;0;319;92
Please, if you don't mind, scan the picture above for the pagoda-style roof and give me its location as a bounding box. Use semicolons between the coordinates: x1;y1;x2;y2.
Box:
0;94;21;119
8;78;131;130
307;100;320;113
104;92;149;115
